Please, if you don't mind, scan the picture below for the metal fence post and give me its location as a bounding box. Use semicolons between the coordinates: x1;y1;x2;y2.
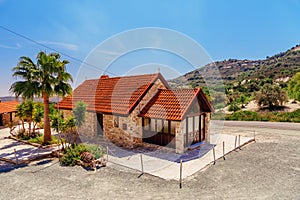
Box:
14;149;18;164
234;135;237;149
106;146;109;162
140;154;144;174
213;147;216;165
223;141;226;160
179;159;183;189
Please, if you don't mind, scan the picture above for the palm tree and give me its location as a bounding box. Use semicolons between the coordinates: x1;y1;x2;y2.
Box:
10;51;73;144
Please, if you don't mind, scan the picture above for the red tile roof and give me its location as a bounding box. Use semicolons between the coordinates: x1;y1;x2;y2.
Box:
56;73;170;115
139;88;213;121
0;101;19;114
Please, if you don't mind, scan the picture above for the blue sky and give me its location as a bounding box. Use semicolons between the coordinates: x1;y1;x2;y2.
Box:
0;0;300;96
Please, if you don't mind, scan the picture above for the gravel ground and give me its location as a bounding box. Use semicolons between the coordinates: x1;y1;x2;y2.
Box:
0;122;299;200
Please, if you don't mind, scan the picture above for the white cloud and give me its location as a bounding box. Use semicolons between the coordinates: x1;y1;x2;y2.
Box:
96;49;122;56
0;43;21;49
38;41;78;51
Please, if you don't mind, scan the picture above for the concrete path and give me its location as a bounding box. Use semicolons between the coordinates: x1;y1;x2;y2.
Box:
107;134;254;180
0;127;58;164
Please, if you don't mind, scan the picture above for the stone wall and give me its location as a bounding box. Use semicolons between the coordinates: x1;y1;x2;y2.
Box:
204;113;211;143
61;110;97;137
103;112;142;148
175;121;184;153
79;111;97;137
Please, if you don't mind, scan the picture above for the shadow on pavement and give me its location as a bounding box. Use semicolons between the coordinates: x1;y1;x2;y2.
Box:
0;161;28;173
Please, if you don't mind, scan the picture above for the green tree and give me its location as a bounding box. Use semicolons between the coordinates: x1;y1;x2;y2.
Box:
256;84;288;109
15;101;34;133
32;103;44;133
15;101;43;136
10;51;73;144
73;101;87;128
238;94;247;108
288;72;300;102
72;101;87;143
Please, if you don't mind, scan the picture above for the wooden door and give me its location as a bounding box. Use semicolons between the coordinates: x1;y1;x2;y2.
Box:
97;113;103;136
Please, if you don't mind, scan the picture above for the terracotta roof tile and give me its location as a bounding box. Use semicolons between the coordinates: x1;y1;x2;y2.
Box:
139;88;213;121
0;101;19;114
56;73;168;115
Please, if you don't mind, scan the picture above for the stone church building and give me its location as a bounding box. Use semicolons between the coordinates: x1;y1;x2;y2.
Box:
56;73;213;153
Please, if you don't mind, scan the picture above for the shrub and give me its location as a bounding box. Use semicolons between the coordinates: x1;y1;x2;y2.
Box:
226;110;259;121
214;103;226;110
60;143;105;166
228;102;241;112
224;109;300;123
60;144;87;166
211;111;225;120
84;144;105;159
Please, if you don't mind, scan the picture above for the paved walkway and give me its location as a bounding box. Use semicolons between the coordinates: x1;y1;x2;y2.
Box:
106;134;254;180
0;127;58;165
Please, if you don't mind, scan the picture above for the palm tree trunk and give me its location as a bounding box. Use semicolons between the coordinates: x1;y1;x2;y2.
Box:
43;92;52;144
22;120;25;130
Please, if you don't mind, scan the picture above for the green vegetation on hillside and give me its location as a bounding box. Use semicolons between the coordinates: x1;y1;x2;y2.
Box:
169;45;300;115
213;109;300;123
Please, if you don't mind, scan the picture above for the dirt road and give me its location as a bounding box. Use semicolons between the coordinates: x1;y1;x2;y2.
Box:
0;122;299;199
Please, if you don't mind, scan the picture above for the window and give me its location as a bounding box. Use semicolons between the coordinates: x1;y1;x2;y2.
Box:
188;117;193;133
163;120;169;134
195;116;199;132
143;118;150;130
157;119;163;133
122;123;127;130
150;119;156;132
170;121;177;135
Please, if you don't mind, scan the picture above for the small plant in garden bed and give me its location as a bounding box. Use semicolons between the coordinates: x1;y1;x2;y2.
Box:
16;129;42;140
60;143;106;167
16;129;62;146
28;135;62;146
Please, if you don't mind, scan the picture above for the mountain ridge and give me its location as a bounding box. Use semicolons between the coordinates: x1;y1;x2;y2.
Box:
169;44;300;88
